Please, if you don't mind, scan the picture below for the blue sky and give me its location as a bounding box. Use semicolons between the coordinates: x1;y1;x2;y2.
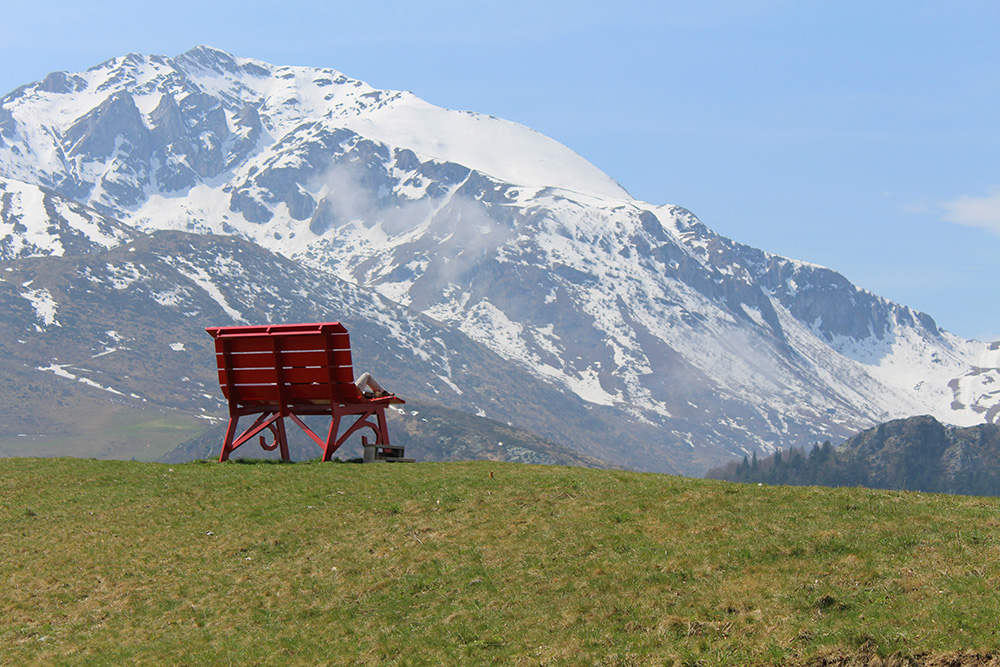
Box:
3;1;998;340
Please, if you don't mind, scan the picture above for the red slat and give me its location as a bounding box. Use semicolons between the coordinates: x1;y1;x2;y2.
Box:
216;348;353;370
216;334;351;356
332;366;355;383
291;382;363;401
229;382;363;404
207;322;347;338
220;365;354;386
229;385;283;402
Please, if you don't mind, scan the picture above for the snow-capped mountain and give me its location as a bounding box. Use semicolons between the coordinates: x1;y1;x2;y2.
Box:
1;46;996;473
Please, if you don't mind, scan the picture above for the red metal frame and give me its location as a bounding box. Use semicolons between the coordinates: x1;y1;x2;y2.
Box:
206;322;404;462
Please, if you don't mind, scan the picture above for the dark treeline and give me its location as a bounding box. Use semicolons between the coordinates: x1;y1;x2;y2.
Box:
706;436;1000;497
705;441;868;488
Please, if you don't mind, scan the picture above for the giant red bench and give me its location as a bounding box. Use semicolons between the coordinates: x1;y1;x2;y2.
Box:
206;322;405;462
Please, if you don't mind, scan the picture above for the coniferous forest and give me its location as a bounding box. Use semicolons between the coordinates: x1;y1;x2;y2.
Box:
705;415;1000;497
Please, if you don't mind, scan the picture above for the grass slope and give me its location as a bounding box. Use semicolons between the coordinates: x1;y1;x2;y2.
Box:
2;459;999;666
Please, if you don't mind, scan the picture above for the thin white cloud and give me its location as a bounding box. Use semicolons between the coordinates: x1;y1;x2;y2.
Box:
939;187;1000;234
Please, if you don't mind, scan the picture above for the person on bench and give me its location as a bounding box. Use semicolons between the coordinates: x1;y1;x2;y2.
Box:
354;372;389;398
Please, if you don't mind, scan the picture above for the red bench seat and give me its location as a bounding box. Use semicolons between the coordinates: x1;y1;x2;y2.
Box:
207;322;404;462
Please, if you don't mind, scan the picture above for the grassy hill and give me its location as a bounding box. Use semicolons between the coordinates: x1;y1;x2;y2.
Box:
2;458;999;666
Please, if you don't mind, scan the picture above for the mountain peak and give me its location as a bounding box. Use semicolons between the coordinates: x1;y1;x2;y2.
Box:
179;44;235;64
174;45;271;80
0;48;632;202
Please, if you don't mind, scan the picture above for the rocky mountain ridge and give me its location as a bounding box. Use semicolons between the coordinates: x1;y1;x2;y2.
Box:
708;414;1000;496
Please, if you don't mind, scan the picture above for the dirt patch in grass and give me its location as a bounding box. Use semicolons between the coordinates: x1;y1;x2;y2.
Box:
809;650;1000;667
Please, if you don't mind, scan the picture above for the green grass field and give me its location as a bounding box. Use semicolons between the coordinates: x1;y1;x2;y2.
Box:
2;458;999;666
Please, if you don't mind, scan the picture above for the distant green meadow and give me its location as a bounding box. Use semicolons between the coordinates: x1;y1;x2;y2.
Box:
2;458;998;665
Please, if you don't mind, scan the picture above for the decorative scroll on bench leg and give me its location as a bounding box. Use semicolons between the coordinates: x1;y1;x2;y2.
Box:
218;412;291;462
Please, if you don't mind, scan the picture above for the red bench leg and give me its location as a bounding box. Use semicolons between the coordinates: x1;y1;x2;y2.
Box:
219;415;240;462
322;413;343;462
375;406;390;446
275;414;290;461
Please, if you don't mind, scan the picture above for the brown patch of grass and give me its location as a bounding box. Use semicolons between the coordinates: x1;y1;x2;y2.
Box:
808;649;1000;667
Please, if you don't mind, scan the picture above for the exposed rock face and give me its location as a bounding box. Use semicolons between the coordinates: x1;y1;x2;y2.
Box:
838;415;1000;494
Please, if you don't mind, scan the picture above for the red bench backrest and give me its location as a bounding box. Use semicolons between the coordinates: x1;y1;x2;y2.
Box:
207;322;364;407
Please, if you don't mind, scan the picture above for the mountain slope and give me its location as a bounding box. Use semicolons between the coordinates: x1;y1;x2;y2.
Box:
0;177;135;259
0;220;640;467
0;47;996;473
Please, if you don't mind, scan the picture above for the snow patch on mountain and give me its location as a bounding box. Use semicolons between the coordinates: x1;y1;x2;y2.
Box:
35;361;141;399
162;255;245;322
341;98;629;200
20;284;60;329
